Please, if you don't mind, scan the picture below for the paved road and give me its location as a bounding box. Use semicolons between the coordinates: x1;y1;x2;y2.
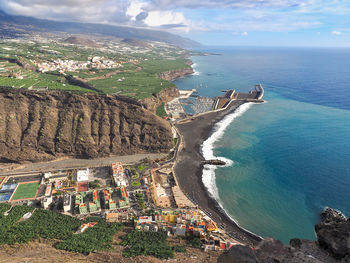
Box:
0;153;167;176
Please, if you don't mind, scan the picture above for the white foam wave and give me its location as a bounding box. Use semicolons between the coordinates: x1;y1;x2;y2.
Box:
191;63;201;75
201;102;263;238
192;70;201;76
201;102;253;200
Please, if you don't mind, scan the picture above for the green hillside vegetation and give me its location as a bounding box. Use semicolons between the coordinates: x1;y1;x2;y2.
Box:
121;230;174;259
0;204;35;243
140;58;190;74
0;204;123;254
88;71;175;99
0;204;80;245
0;203;11;214
56;216;123;254
156;102;167;117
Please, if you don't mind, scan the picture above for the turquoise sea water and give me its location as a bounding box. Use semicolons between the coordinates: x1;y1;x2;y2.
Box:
173;47;350;244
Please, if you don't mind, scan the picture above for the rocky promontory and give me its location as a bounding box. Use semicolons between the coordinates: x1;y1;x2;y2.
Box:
157;67;194;81
0;88;173;163
218;207;350;262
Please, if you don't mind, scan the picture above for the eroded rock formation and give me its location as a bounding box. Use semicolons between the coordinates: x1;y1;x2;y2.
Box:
0;89;173;163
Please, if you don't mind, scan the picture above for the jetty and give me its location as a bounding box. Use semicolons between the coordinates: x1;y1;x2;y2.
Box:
212;84;264;110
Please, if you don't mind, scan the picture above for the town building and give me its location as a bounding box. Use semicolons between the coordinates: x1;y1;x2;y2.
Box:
111;163;128;187
63;192;72;212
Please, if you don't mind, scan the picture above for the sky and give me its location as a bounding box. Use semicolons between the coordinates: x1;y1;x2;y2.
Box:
1;0;350;47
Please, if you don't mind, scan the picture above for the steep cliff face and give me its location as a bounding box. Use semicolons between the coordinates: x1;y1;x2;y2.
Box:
141;86;180;112
141;67;194;111
0;89;173;163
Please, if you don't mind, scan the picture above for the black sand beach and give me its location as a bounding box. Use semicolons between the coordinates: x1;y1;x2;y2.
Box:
174;101;263;246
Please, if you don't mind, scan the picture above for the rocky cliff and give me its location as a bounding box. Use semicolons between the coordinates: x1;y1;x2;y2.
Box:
0;89;173;163
218;207;350;263
141;67;194;111
157;67;194;81
141;86;180;112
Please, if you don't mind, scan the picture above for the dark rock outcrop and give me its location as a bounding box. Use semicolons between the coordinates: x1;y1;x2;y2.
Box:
0;88;173;163
218;208;350;263
202;159;226;166
218;245;258;263
315;208;350;259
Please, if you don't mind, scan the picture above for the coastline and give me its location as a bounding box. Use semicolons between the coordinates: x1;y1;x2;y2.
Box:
173;100;263;246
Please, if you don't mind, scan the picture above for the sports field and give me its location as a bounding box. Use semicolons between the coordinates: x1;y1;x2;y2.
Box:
11;181;40;201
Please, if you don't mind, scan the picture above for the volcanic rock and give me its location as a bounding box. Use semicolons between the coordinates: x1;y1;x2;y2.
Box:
0;88;173;163
218;208;350;263
315;208;350;259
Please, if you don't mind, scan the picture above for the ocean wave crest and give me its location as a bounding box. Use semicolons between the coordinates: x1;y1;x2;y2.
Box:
191;63;201;75
201;102;253;200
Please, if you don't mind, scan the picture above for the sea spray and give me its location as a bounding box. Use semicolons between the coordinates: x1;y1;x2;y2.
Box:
201;102;254;199
191;63;201;76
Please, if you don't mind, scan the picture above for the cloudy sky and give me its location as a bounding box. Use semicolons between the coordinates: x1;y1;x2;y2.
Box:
1;0;350;47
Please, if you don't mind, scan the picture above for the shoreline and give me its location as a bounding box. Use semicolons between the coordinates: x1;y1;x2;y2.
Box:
174;100;263;246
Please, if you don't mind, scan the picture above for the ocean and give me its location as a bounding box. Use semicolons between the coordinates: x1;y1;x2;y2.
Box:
173;47;350;244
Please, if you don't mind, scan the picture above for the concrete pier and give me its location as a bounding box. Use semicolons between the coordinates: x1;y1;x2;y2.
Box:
213;84;264;110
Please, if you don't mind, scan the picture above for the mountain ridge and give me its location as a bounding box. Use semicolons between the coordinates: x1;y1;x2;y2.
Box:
0;9;201;48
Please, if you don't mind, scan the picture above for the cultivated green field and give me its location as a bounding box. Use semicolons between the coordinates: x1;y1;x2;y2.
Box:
0;204;124;254
0;40;192;99
11;182;40;200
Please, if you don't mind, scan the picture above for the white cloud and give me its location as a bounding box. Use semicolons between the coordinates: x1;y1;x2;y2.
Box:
145;0;309;10
332;31;342;35
144;10;189;31
126;0;146;21
1;0;132;24
0;0;345;36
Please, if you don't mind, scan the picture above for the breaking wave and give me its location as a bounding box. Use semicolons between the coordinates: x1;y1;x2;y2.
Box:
191;63;201;75
201;103;254;200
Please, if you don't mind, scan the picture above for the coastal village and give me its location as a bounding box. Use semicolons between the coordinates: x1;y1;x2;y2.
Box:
36;56;123;73
0;158;242;253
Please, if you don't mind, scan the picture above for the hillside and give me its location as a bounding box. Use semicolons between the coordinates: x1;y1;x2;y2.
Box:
0;10;201;48
0;88;173;163
63;36;101;47
121;38;152;48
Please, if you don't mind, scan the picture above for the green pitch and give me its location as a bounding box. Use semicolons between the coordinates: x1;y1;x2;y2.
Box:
11;182;40;200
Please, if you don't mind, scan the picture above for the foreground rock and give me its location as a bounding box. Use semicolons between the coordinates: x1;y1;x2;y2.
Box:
0;89;173;163
218;207;350;262
315;208;350;259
